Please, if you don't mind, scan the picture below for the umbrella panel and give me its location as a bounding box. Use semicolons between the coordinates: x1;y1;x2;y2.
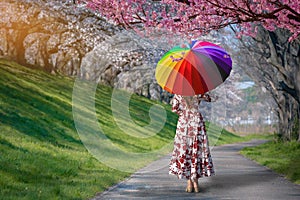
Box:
155;41;232;96
164;56;209;96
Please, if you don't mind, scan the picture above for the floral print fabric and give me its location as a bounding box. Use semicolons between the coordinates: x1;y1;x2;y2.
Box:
169;94;215;180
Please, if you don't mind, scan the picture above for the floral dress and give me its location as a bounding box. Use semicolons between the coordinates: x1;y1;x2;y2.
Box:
169;94;215;181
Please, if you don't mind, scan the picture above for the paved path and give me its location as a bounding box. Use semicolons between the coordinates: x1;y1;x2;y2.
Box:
92;140;300;200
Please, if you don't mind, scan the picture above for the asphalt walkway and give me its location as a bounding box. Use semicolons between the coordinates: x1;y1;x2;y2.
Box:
92;140;300;200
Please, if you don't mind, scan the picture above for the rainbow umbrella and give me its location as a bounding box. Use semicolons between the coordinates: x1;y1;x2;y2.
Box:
155;41;232;96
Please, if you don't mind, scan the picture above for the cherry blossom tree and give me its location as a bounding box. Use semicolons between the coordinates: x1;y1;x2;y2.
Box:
79;0;300;41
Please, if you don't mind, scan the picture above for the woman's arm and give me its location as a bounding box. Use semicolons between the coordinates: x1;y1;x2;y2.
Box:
199;94;212;102
198;94;218;102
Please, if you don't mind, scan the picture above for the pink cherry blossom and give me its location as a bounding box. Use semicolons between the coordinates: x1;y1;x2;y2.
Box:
78;0;300;40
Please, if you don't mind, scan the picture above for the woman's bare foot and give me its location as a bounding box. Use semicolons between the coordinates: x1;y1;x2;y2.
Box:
186;179;194;193
193;180;199;193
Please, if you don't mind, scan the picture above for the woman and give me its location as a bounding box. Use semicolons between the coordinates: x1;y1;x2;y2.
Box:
169;93;215;193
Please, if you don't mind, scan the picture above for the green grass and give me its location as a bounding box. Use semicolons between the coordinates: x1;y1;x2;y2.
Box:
208;125;272;146
0;59;178;199
0;58;269;199
241;140;300;184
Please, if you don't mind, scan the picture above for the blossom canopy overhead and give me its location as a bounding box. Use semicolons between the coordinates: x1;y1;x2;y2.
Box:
79;0;300;41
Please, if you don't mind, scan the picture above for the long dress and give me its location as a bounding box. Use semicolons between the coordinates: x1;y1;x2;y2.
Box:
169;94;215;181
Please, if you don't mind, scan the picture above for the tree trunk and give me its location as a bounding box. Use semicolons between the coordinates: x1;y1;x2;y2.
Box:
7;28;27;66
298;113;300;142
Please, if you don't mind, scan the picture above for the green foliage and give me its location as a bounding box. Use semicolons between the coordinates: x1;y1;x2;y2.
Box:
243;87;258;103
292;115;299;141
241;141;300;184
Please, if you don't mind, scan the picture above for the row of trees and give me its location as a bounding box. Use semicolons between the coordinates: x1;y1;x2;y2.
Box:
78;0;300;141
227;27;299;141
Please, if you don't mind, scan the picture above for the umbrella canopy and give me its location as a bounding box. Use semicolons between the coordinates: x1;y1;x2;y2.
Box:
155;41;232;96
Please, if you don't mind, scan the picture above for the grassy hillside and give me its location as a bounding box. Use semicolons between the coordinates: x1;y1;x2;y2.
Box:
0;58;268;199
0;59;179;199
